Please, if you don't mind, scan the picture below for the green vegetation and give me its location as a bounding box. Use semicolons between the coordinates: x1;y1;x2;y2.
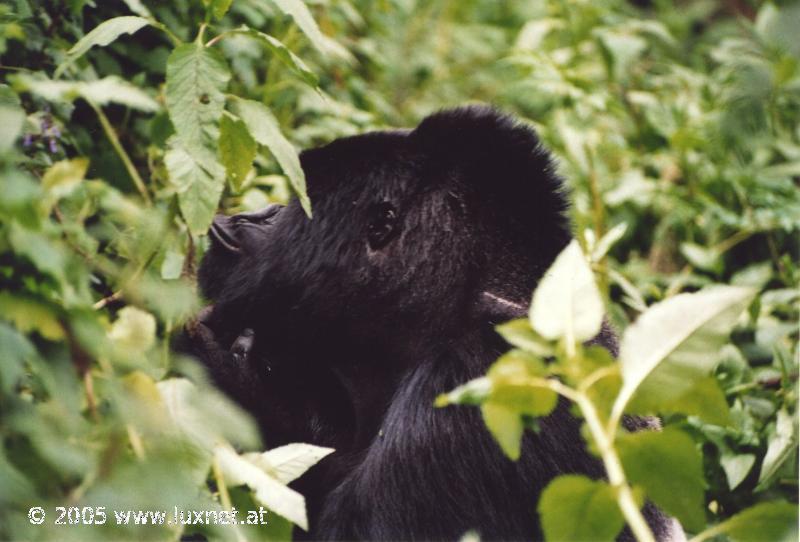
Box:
0;0;797;540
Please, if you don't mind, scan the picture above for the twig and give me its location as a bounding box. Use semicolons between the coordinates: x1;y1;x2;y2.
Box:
89;101;152;205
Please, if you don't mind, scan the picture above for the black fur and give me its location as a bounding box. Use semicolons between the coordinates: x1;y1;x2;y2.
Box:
183;106;670;540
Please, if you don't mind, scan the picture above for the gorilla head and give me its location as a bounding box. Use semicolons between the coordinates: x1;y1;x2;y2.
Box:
199;107;569;352
187;106;667;540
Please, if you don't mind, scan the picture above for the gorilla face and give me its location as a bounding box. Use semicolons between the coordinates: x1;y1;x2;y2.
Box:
198;108;570;361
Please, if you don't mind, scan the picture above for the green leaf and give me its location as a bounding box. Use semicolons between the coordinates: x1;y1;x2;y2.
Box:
0;322;35;394
720;453;756;491
121;0;152;17
480;402;524;460
757;409;797;490
108;306;156;353
229;97;311;216
227;26;319;87
165;43;230;156
243;443;334;485
618;428;706;532
435;377;492;407
42;158;88;203
538;475;625;542
486;352;557;417
681;242;722;274
268;0;351;60
495;319;553;357
0;292;65;341
591;222;627;263
55;16;151;77
19;75;159;111
613;286;755;420
0;85;25;150
165;137;225;235
530;240;604;343
629;375;730;426
219;112;256;191
710;501;798;542
210;0;234;19
215;443;310;529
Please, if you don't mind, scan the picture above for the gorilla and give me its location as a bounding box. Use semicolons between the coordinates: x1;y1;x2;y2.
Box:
184;106;671;540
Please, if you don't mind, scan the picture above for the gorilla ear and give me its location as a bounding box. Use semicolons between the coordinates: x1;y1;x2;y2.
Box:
477;291;528;324
411;105;570;238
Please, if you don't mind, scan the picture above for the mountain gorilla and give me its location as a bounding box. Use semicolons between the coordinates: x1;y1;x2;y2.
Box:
184;106;671;540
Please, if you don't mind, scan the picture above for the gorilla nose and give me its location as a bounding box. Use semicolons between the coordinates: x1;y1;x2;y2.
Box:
210;215;241;253
209;205;284;254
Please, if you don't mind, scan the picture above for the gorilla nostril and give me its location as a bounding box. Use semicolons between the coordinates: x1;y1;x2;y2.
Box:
209;215;241;253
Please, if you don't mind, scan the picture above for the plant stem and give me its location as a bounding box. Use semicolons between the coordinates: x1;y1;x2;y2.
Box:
212;456;232;510
576;391;656;542
90;101;152;205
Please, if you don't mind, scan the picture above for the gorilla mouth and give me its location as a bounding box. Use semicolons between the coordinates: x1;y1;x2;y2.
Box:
210;220;241;253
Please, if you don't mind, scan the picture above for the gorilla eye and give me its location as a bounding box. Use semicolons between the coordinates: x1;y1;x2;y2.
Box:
367;202;399;249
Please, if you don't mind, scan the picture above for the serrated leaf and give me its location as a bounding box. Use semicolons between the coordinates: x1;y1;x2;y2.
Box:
618;428;706;532
227;26;318;87
481;402;524;460
219;113;256;191
229;97;311;216
55;16;151;77
215;444;310;529
538;475;625;542
613;286;755;420
166;43;230;156
246;443;334;484
530;240;604;343
268;0;351;60
19;75;159;111
165;137;225;235
711;501;798;542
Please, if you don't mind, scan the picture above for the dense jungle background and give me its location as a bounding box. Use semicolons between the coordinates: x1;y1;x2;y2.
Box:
0;0;798;540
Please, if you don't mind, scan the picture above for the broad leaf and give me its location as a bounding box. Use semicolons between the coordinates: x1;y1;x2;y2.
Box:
210;0;234;20
230;97;311;216
709;501;798;542
618;428;706;532
756;409;797;489
228;26;319;87
166;43;230;156
42;158;88;205
109;306;156;353
215;444;310;529
55;16;151;77
165;137;225;235
530;240;604;343
613;286;755;420
245;443;334;484
435;377;492;407
0;293;64;341
20;75;158;111
538;475;625;542
481;402;524;460
485;352;557;417
268;0;351;60
495;319;553;357
219;112;256;191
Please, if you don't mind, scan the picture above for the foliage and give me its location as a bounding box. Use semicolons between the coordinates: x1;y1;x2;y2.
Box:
0;0;797;540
